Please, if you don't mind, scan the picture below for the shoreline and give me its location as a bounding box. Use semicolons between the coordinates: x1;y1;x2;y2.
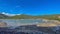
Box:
0;19;60;27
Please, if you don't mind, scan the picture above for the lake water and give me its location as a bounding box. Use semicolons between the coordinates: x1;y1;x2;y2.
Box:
0;19;45;26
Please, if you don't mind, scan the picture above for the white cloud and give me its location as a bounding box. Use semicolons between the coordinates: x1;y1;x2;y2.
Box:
1;12;21;16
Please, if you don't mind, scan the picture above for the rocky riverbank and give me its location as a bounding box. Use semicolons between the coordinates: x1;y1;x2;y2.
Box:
0;25;60;34
0;19;60;34
0;22;7;27
36;19;60;27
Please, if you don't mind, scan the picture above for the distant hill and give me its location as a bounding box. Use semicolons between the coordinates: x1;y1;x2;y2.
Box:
0;14;60;21
0;14;9;19
9;14;60;20
10;14;36;19
39;14;60;19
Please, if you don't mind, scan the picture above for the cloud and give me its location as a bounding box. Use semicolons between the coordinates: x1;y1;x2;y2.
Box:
1;12;21;16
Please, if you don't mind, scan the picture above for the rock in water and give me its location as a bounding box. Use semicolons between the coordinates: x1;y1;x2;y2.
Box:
0;22;7;27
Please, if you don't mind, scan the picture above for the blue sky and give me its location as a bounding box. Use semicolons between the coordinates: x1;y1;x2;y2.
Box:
0;0;60;16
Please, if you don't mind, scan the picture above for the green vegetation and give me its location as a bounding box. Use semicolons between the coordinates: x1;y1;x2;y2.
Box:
0;13;60;21
36;14;60;21
10;14;35;19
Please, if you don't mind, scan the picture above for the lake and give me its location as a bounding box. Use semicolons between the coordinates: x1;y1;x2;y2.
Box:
0;19;46;27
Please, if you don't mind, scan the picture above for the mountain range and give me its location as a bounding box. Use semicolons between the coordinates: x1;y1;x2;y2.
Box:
0;13;60;20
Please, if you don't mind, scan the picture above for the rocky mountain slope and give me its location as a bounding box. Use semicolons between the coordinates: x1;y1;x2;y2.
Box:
0;14;9;19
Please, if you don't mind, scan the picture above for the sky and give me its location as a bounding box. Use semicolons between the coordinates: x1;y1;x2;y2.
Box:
0;0;60;16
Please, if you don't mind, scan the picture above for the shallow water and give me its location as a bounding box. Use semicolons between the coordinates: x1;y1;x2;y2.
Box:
0;19;45;26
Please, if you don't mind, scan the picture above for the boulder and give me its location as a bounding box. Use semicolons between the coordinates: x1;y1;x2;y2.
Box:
0;22;7;27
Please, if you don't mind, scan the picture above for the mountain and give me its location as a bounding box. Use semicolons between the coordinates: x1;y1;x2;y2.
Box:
0;14;9;19
0;14;37;19
0;13;60;21
10;14;36;19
